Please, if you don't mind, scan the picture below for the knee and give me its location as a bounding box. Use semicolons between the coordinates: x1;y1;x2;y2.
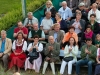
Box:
88;61;93;66
2;54;8;60
68;61;73;66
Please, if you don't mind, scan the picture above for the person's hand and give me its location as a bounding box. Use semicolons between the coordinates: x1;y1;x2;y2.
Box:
69;48;72;52
14;52;19;55
78;25;82;29
88;51;91;54
46;57;51;61
98;61;100;64
85;48;89;54
48;46;51;51
0;53;3;57
50;46;54;51
73;24;76;28
35;46;38;50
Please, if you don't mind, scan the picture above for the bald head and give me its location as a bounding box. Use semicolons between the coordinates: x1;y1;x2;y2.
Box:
48;36;55;44
13;72;20;75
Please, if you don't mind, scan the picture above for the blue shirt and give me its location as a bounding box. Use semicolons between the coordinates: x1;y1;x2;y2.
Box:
54;32;57;42
58;7;72;20
0;40;5;53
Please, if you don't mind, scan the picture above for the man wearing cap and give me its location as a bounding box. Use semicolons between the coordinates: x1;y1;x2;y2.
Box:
75;2;88;21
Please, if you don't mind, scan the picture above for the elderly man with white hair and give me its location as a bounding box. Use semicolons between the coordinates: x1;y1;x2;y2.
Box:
58;1;72;21
0;30;12;71
42;36;60;75
24;12;38;32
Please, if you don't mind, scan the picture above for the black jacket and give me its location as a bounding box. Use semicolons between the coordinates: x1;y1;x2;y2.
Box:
44;7;56;18
86;21;100;34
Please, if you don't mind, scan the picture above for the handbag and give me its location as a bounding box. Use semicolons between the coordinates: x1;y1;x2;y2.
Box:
63;56;73;62
29;48;39;59
28;43;40;59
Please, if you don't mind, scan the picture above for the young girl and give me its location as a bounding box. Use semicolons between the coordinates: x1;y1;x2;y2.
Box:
84;25;93;39
95;34;100;47
95;45;100;75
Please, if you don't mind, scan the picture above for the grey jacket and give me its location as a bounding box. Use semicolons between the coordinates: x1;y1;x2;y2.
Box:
49;30;64;44
66;0;78;10
45;42;60;59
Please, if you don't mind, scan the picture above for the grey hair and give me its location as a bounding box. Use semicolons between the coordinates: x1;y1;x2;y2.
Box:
27;12;33;16
62;1;67;4
56;13;61;18
1;30;6;34
45;11;51;15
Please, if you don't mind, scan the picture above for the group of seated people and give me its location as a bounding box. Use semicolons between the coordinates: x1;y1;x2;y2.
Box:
0;0;100;75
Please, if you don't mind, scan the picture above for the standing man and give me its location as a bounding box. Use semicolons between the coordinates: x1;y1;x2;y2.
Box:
0;30;12;70
76;38;97;75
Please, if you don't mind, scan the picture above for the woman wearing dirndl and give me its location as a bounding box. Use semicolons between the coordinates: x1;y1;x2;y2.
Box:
9;32;27;72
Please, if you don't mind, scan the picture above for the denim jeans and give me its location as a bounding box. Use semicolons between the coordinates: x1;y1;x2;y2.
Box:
76;59;94;75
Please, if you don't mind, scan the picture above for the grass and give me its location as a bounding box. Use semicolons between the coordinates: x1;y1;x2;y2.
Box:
0;0;33;15
0;62;88;75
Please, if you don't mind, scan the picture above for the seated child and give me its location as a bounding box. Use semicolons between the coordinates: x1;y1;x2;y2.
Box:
84;25;93;39
95;34;100;47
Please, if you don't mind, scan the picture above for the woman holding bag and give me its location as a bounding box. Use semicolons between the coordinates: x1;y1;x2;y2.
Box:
60;37;78;75
25;35;43;73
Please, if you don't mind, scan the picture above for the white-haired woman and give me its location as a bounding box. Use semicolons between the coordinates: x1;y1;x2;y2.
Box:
44;0;56;18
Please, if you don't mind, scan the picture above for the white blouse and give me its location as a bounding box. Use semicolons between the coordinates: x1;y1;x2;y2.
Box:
27;42;43;52
12;39;27;52
97;48;100;56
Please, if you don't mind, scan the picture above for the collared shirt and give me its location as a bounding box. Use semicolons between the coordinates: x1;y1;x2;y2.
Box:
72;19;81;34
23;16;38;26
0;39;6;53
28;30;45;38
54;32;58;42
58;6;72;20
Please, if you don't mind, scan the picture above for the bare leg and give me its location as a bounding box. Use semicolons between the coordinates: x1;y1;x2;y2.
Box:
18;67;20;73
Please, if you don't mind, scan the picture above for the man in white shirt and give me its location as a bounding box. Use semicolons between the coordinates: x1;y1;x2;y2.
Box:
88;3;100;23
40;11;53;34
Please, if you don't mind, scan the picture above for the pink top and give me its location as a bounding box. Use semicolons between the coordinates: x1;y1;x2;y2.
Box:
84;30;93;39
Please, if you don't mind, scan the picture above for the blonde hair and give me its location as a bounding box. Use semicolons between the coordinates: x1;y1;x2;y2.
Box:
46;0;53;6
56;13;61;18
96;34;100;38
52;23;60;29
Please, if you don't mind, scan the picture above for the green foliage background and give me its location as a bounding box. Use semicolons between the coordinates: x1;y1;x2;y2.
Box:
0;0;46;31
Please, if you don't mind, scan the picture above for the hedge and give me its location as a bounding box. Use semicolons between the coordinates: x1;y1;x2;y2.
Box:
0;0;46;31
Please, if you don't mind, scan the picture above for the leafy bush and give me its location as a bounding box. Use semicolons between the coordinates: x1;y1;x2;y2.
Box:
0;0;46;31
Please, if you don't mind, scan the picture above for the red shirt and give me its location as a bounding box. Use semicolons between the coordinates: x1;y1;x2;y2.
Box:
14;27;28;38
